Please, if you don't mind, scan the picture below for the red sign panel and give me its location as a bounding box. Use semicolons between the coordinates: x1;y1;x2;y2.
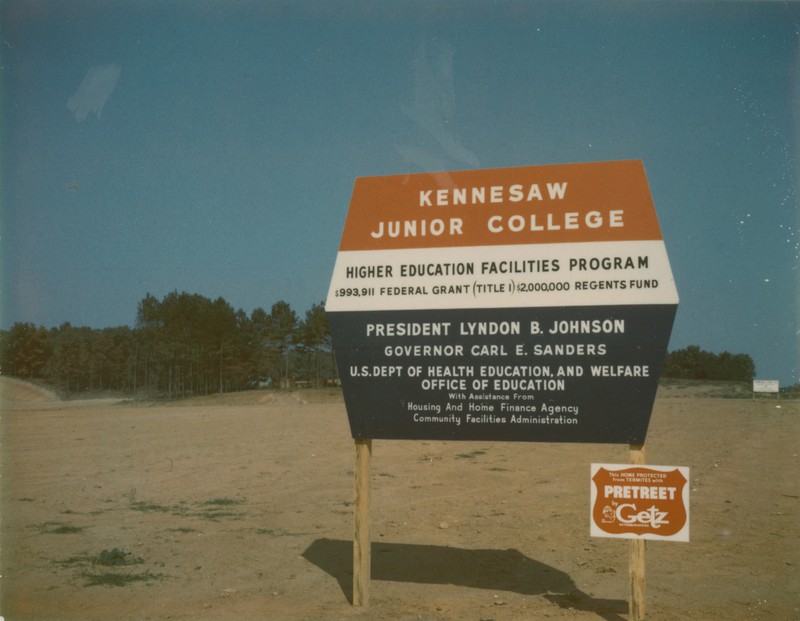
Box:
336;160;665;252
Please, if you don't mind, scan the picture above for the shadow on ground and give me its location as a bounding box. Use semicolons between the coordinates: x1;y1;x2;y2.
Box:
303;538;627;620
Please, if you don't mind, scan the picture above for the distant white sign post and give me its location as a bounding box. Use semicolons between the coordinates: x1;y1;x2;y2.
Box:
326;160;679;615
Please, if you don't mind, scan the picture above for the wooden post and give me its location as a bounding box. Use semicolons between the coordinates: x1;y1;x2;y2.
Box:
629;443;646;621
353;438;372;606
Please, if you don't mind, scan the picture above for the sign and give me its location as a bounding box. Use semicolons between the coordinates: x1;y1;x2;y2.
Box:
753;379;779;393
326;160;678;443
590;463;690;541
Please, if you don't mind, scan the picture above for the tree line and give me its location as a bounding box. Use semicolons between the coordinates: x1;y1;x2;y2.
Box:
1;294;757;398
0;291;334;398
661;345;755;383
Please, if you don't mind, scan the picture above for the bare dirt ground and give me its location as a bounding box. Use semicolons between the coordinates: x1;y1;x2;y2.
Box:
1;377;798;621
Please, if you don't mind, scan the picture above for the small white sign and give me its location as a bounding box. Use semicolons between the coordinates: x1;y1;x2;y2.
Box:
753;380;779;393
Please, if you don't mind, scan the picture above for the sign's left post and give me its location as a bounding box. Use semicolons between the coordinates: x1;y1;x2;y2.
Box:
353;438;372;606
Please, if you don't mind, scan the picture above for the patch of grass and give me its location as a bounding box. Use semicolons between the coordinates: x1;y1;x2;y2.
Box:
193;497;246;521
56;549;144;569
95;548;143;567
255;528;305;537
201;497;245;507
456;449;487;460
127;497;246;521
54;554;95;568
130;501;172;513
37;522;86;535
166;527;198;534
194;510;244;521
81;569;163;587
129;500;190;517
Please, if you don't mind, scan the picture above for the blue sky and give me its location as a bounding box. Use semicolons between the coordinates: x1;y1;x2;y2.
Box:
1;0;798;385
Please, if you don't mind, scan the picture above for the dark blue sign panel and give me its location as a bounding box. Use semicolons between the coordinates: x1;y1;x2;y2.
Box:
328;305;676;444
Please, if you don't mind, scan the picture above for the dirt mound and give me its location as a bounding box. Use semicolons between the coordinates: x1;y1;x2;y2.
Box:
161;388;344;408
0;377;60;404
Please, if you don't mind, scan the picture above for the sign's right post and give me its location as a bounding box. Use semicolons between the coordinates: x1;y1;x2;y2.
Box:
629;443;647;621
